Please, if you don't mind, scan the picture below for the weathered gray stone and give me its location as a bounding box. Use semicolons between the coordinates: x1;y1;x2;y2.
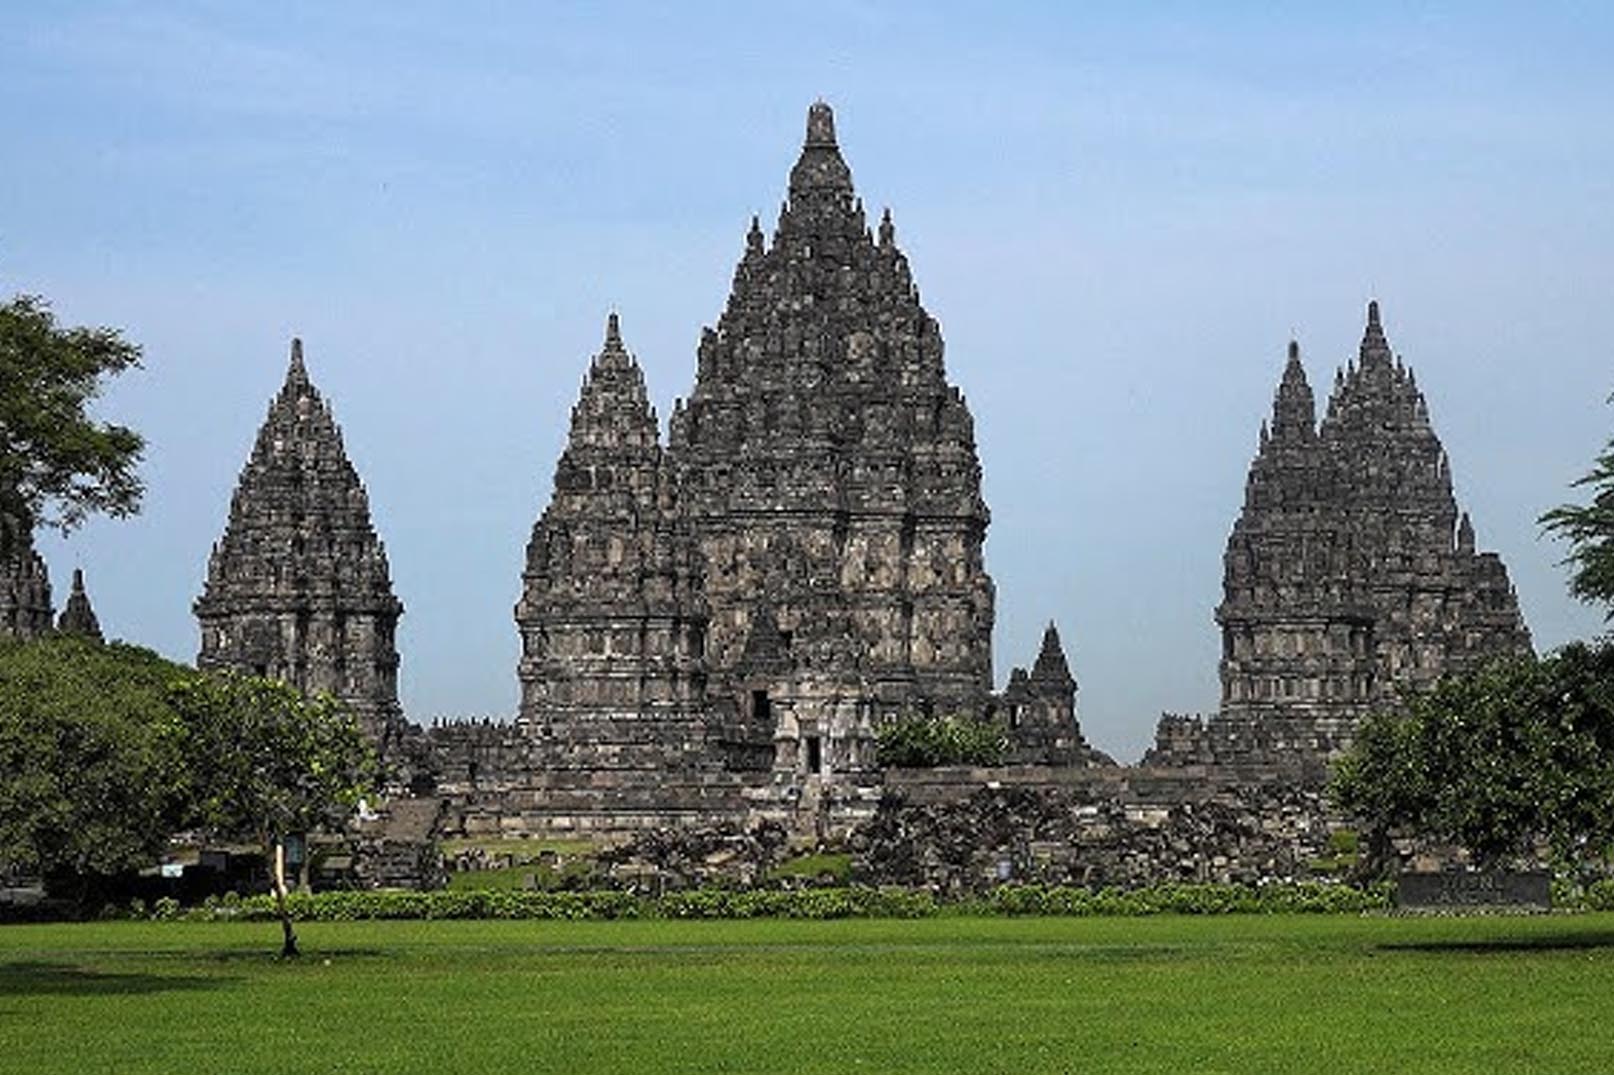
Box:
0;513;53;640
1151;307;1532;766
194;339;405;748
56;568;101;640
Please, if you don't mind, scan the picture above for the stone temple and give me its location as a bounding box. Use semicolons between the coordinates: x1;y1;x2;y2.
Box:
1149;303;1533;766
161;104;1535;846
0;515;54;640
195;340;405;748
424;102;1084;835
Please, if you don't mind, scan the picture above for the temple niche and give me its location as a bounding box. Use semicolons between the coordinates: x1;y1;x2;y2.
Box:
194;340;405;748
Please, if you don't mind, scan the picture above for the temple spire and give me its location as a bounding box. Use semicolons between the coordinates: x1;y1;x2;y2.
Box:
285;337;309;390
1030;621;1075;688
56;567;101;640
788;100;853;202
570;312;657;447
196;339;403;744
1270;339;1316;441
1359;299;1392;367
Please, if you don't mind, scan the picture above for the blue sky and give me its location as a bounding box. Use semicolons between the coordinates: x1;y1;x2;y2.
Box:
4;3;1611;760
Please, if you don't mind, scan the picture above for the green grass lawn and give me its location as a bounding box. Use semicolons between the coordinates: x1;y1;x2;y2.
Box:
3;913;1614;1073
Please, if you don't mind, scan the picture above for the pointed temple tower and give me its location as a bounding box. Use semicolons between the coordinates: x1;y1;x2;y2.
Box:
0;515;53;639
515;314;710;770
497;103;1017;832
1208;302;1531;758
1001;623;1094;765
56;568;102;640
667;102;997;779
195;340;404;744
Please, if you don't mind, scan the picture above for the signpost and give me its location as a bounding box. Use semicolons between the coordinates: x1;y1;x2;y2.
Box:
1396;870;1551;911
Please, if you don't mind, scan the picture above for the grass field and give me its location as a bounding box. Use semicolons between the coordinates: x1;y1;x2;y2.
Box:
3;913;1613;1073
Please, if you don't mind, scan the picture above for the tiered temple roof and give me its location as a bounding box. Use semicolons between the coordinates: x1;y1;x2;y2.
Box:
56;567;101;639
1215;302;1531;748
668;102;996;718
195;339;404;743
515;314;710;769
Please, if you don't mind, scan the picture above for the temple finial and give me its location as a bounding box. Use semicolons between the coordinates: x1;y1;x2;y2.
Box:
806;100;836;146
1359;298;1391;365
747;214;764;254
281;337;314;395
605;310;622;350
1287;339;1301;363
878;207;895;247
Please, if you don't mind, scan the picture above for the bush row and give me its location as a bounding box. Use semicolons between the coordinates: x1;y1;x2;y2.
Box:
966;880;1393;916
137;881;1392;923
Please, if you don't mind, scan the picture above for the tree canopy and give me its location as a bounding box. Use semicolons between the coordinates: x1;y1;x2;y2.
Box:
0;636;191;897
1333;642;1614;869
0;293;144;554
0;635;377;950
171;672;377;955
1541;420;1614;616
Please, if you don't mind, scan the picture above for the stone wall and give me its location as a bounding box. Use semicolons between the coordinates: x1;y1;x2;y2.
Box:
852;765;1345;894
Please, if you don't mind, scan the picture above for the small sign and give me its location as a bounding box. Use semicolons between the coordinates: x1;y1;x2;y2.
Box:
1396;870;1551;910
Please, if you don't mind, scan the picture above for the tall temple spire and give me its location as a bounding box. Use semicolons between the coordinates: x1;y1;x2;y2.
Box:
671;99;995;719
196;339;404;744
56;567;101;640
515;310;707;758
1216;301;1531;758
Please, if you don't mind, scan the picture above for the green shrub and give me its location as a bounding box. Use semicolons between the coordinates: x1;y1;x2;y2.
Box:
142;881;1393;922
965;881;1390;917
767;853;853;884
876;713;1008;768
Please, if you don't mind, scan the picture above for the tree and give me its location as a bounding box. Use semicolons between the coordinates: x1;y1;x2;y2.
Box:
0;636;191;903
1541;409;1614;615
170;673;377;957
0;293;144;557
1333;643;1614;871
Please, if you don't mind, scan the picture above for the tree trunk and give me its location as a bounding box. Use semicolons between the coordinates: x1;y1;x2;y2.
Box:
272;838;300;959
